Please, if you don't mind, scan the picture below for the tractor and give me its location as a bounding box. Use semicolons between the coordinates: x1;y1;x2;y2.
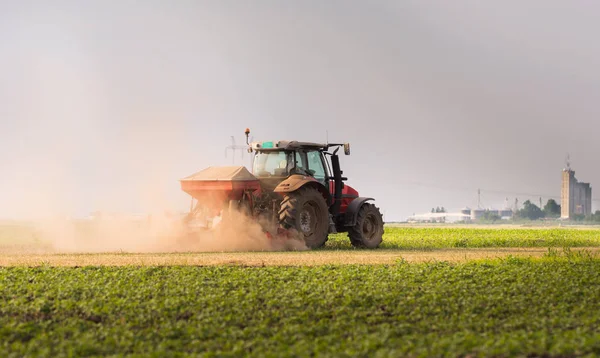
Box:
180;129;384;249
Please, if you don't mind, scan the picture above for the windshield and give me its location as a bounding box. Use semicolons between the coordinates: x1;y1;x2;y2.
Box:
253;151;294;177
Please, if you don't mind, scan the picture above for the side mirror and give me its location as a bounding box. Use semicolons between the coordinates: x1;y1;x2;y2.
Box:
344;143;350;155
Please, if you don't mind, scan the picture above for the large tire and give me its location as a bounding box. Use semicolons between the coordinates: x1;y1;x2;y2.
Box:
348;203;384;248
279;186;330;249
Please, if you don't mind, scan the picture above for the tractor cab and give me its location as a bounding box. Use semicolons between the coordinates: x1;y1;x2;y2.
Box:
249;140;351;196
249;139;359;216
250;141;333;184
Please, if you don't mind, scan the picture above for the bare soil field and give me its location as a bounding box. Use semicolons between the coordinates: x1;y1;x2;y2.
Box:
2;247;599;266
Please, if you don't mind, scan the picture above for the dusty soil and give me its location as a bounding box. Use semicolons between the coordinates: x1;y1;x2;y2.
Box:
2;247;598;267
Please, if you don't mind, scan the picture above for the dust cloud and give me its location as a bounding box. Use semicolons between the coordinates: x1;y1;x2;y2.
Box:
1;100;308;253
23;207;308;254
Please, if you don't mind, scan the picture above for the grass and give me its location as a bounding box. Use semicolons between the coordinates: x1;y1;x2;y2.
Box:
2;252;600;357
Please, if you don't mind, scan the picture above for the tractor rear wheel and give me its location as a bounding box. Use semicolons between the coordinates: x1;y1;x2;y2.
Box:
279;186;329;249
348;203;384;248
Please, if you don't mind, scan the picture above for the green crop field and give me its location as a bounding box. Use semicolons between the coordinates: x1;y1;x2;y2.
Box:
326;226;600;250
2;251;600;357
3;224;600;356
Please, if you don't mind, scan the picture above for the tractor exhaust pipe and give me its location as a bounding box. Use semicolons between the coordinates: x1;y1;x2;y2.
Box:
331;153;343;216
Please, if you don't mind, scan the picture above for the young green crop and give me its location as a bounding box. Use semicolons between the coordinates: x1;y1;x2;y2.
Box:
2;254;600;357
325;227;600;249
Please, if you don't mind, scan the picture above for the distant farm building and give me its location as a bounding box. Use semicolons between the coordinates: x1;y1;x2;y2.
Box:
561;168;592;219
407;207;513;223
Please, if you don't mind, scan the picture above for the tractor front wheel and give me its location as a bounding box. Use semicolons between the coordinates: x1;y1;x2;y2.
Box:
348;203;384;248
279;187;329;249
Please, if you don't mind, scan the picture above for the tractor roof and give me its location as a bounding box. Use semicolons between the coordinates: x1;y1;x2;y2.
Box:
251;140;328;151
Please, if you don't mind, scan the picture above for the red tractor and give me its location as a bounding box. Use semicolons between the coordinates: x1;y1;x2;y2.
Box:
181;129;384;249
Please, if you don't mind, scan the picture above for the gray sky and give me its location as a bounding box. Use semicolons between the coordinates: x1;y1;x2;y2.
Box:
1;0;599;220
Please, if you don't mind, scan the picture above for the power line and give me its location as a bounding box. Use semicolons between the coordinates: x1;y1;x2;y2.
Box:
395;179;600;203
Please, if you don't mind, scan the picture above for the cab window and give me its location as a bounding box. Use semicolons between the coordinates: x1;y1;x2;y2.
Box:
307;151;326;182
253;151;293;177
294;152;308;174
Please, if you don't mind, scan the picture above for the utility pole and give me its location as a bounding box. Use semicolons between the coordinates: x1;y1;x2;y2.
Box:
539;197;543;209
477;189;481;209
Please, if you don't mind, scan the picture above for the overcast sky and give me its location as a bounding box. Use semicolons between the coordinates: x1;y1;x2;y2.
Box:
1;0;599;220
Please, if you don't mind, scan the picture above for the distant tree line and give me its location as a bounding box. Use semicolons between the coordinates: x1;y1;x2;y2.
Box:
476;199;561;222
514;199;600;223
514;199;560;220
431;207;446;213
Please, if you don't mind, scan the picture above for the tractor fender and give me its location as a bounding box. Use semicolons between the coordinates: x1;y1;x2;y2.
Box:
274;175;332;204
344;197;375;227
